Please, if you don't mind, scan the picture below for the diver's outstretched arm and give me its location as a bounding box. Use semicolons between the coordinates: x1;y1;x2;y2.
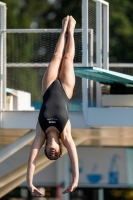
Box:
61;132;79;193
27;122;45;196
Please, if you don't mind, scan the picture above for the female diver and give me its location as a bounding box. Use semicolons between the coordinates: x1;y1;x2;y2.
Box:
27;15;79;196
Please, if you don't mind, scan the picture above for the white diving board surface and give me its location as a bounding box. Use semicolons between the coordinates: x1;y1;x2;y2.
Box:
74;67;133;86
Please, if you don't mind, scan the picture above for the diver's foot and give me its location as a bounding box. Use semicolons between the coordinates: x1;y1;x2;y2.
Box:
62;15;69;35
68;16;76;34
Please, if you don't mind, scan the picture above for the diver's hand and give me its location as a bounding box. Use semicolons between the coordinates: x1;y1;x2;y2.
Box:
62;182;78;194
28;184;43;196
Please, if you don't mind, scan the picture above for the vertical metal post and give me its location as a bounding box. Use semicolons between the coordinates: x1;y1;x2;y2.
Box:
98;189;104;200
0;27;2;125
89;29;93;107
90;29;93;67
0;7;3;111
3;5;6;109
63;154;70;200
96;2;102;107
126;148;133;185
103;3;109;70
0;3;6;112
82;0;88;120
96;2;102;69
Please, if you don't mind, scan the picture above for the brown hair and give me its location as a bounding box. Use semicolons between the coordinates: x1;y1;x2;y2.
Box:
44;139;63;160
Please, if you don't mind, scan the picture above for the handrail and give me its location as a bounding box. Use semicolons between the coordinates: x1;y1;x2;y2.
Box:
93;0;109;6
0;2;6;6
0;130;35;163
0;28;93;33
110;63;133;68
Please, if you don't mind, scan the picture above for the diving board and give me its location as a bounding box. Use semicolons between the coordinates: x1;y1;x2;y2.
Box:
74;67;133;86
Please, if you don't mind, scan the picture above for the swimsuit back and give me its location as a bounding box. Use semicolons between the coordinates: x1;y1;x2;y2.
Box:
38;79;69;134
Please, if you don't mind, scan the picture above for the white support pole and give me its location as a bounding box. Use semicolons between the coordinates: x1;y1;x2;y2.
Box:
126;148;133;185
0;40;3;110
0;2;6;6
89;80;93;107
63;154;70;200
96;2;102;69
0;3;6;113
96;1;102;107
0;130;35;163
103;3;109;70
82;0;89;120
96;82;101;107
2;5;6;109
0;8;3;111
98;189;104;200
56;158;64;200
90;29;93;67
94;0;108;6
89;29;94;107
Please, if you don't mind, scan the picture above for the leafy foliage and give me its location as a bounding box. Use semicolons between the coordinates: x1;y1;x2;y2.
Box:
3;0;133;62
108;0;133;62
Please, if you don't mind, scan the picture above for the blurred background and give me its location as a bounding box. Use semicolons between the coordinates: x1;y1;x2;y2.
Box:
3;0;133;62
1;0;133;200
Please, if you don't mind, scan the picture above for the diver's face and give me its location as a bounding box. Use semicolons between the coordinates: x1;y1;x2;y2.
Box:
46;143;60;160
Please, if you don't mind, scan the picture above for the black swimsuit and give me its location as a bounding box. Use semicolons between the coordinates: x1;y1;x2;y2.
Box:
38;79;69;134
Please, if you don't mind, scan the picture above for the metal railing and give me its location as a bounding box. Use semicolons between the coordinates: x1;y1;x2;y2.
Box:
0;2;6;112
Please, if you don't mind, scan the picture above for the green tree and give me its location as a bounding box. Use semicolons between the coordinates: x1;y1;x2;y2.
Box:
3;0;81;28
2;0;133;63
108;0;133;62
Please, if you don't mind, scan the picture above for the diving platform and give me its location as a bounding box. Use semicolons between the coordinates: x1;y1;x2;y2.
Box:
74;67;133;86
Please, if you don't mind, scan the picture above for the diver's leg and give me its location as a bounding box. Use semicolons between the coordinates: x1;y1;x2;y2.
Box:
59;16;76;99
42;15;69;95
